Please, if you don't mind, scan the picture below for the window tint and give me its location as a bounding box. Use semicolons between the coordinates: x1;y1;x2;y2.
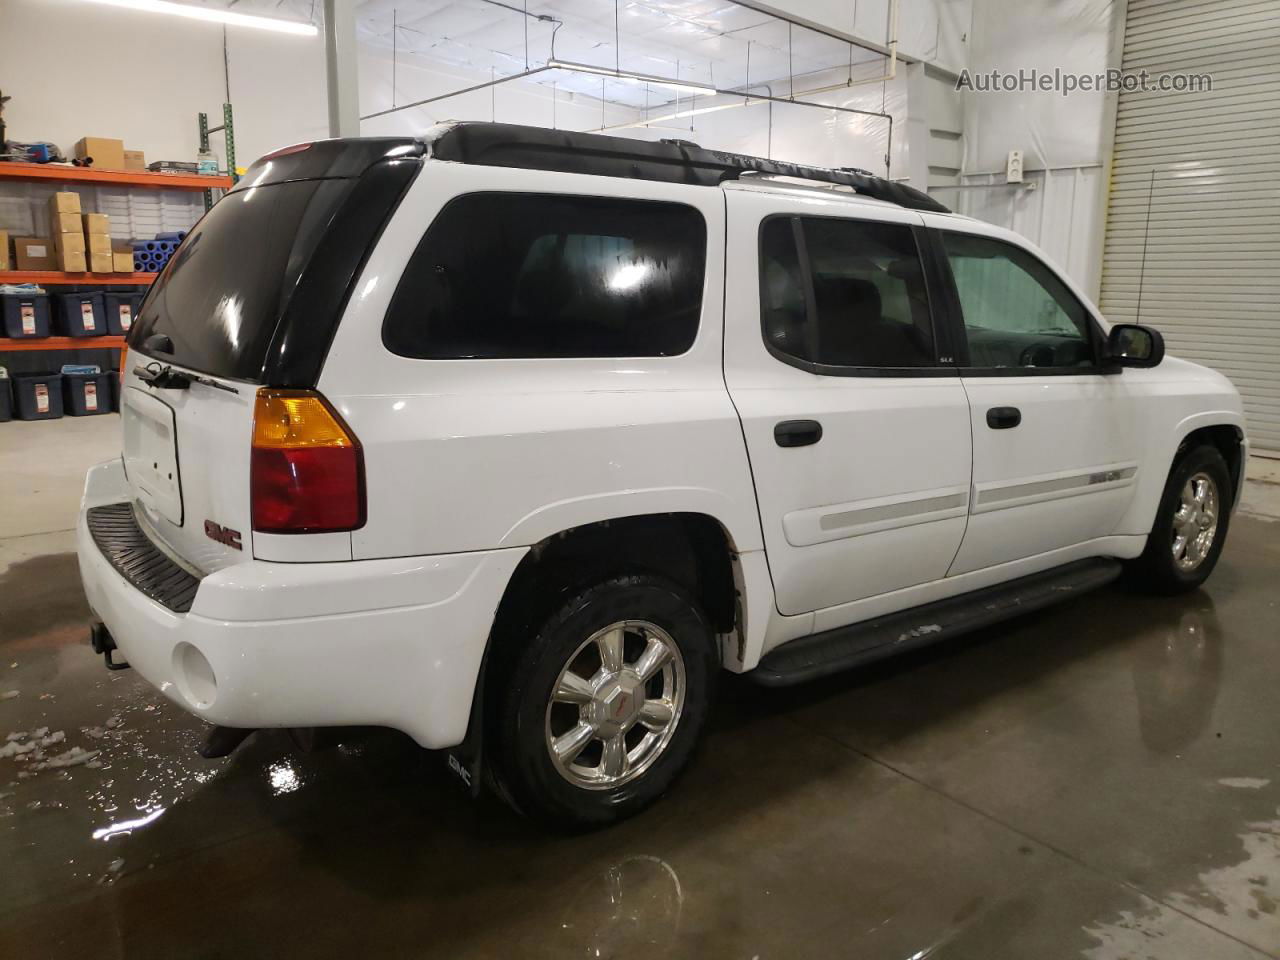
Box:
760;216;936;369
383;194;706;359
131;178;355;380
942;232;1095;369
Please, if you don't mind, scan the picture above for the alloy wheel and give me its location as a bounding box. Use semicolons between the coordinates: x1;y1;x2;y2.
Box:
544;620;686;790
1172;471;1219;572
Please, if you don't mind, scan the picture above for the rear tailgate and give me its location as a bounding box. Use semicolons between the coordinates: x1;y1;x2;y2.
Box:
121;363;255;572
118;138;422;572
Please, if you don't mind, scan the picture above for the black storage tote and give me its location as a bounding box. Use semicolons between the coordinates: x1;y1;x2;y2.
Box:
1;293;51;338
52;292;107;337
62;371;113;416
0;377;12;422
14;374;64;420
103;292;142;335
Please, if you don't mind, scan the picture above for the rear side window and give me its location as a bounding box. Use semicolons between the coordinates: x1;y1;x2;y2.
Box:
383;193;706;359
130;179;355;381
760;216;936;370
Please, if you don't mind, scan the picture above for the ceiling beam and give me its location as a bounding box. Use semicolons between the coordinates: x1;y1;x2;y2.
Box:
730;0;917;64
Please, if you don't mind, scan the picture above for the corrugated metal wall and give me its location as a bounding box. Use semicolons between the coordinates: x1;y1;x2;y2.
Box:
1100;0;1280;453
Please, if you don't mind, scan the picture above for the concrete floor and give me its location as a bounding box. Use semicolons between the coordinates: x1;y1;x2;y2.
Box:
2;416;1279;960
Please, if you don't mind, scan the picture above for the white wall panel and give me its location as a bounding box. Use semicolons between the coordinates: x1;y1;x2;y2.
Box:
1099;0;1280;452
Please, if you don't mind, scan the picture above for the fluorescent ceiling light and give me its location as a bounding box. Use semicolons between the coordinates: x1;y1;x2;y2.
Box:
548;59;717;98
81;0;318;35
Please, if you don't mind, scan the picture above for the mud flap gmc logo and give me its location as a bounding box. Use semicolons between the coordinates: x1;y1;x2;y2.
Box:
204;520;243;551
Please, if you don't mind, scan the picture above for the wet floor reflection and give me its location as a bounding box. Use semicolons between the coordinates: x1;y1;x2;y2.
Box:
2;520;1279;958
551;855;684;957
1131;602;1223;755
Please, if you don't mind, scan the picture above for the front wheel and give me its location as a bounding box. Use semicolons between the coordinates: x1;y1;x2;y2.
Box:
1127;444;1232;594
490;574;718;827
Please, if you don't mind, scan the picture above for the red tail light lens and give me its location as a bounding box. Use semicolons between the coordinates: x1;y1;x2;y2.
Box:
251;389;364;534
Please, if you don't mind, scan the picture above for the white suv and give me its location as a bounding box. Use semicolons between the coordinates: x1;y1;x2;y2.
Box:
77;123;1246;825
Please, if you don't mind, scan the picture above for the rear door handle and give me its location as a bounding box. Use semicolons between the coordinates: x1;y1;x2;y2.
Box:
774;419;823;447
986;406;1021;429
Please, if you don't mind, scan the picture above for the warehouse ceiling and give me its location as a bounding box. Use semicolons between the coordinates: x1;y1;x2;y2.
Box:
219;0;885;109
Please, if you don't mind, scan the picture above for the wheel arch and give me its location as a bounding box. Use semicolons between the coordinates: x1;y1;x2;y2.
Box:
489;512;747;659
445;511;756;790
1176;421;1245;508
1120;411;1246;538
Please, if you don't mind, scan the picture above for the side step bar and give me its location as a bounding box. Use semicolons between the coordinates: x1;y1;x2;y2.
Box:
753;558;1123;687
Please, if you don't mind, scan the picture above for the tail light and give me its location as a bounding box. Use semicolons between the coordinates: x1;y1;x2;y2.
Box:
251;389;364;534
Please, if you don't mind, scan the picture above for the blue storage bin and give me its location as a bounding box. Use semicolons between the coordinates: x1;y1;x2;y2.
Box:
52;292;106;337
62;371;113;416
14;374;63;420
103;292;142;335
1;293;51;338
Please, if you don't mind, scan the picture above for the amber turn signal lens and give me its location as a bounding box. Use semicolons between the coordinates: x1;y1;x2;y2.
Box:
253;390;355;449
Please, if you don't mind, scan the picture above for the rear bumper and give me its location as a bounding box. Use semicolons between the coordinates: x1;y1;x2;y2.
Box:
76;459;526;748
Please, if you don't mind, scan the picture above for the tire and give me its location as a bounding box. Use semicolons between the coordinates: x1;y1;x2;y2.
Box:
489;574;718;828
1127;444;1232;594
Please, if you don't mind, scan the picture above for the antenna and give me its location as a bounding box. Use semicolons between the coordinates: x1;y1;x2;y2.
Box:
1136;168;1156;325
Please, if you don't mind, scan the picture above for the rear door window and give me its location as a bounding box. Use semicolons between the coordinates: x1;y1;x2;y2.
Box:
382;193;707;359
130;178;355;381
760;216;938;371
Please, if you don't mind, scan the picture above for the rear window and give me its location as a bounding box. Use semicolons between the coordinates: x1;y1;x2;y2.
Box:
382;193;707;359
130;178;354;380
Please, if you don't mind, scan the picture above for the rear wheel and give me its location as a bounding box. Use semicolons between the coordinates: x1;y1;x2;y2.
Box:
490;574;717;827
1127;445;1232;594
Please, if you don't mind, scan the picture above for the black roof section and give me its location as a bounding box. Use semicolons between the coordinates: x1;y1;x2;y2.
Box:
427;122;949;214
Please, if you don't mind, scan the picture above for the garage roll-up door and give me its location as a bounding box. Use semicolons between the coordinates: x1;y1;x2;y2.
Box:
1100;0;1280;453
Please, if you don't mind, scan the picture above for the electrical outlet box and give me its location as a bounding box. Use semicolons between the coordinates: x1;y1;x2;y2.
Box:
1006;149;1024;184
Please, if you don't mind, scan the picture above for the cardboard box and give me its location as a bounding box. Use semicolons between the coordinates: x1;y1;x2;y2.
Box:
74;137;126;171
82;213;110;235
13;236;57;271
0;230;10;271
87;250;113;273
54;231;86;255
112;250;135;273
49;191;81;215
51;211;81;234
86;233;112;257
123;149;146;170
59;248;88;273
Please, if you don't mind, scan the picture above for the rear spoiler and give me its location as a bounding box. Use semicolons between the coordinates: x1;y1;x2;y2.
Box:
233;138;425;189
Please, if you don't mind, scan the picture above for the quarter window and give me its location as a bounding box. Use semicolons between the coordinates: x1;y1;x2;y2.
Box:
941;232;1095;369
760;216;937;370
383;193;706;359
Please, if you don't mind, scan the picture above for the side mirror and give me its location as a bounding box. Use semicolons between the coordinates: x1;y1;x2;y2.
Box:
1107;323;1164;368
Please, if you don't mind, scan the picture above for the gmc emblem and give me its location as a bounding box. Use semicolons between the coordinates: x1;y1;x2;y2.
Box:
204;520;243;551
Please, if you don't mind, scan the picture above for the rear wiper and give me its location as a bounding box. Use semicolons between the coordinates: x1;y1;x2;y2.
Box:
134;361;239;395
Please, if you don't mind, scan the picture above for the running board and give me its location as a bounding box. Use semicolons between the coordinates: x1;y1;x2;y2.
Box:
753;558;1124;687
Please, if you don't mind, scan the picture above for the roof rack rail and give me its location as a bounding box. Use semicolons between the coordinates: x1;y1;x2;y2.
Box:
424;122;949;214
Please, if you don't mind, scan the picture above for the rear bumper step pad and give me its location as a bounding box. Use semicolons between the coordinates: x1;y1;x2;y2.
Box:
754;558;1123;686
86;503;204;614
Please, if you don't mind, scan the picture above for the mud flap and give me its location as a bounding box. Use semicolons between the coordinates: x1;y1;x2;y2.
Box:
446;655;487;798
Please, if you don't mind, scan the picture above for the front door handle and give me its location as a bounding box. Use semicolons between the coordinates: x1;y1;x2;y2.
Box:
774;419;823;447
986;406;1022;429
